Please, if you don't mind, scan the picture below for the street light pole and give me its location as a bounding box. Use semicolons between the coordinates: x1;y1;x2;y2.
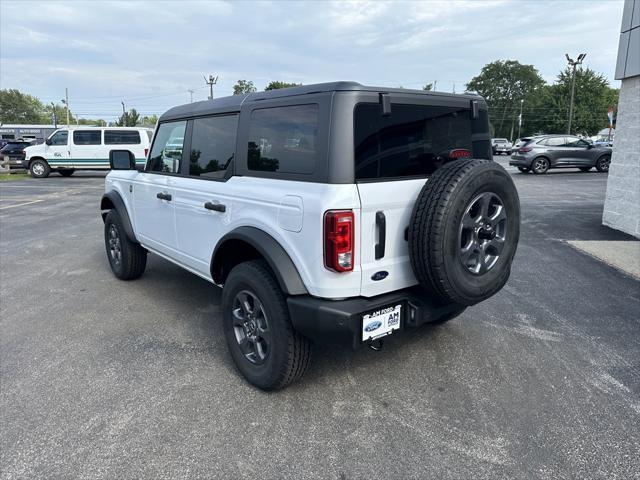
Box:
51;102;57;128
566;53;586;135
518;99;524;139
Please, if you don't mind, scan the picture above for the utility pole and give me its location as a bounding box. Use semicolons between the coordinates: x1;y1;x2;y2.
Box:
188;89;194;103
518;99;524;139
51;102;57;128
566;53;586;135
60;88;70;127
121;101;126;116
204;74;218;100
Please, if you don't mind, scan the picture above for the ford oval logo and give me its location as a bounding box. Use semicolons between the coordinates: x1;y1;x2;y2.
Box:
364;320;382;332
371;271;389;281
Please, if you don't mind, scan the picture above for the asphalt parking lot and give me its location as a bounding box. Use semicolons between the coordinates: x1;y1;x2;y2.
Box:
1;163;639;479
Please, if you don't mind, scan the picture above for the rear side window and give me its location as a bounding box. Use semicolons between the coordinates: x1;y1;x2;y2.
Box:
73;130;101;145
104;130;141;145
247;104;318;174
354;103;474;180
540;137;565;146
189;115;238;179
146;121;186;174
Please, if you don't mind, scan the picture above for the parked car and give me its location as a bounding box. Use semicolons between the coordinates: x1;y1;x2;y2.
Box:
509;135;612;174
100;82;521;390
594;139;613;147
23;127;153;178
0;140;32;169
491;138;512;155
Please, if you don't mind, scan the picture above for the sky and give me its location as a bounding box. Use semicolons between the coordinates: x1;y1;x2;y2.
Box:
0;0;626;122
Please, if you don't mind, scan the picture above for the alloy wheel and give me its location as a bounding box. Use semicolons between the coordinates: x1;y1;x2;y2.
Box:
231;290;270;364
107;224;122;266
458;192;508;275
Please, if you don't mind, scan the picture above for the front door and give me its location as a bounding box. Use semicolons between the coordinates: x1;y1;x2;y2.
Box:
133;120;186;256
45;130;70;168
173;114;238;276
564;137;592;166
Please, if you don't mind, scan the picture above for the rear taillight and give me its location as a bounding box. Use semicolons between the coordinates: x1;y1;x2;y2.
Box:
324;210;354;272
449;149;471;159
144;148;149;157
519;146;532;153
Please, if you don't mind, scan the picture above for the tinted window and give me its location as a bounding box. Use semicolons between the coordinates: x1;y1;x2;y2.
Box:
354;103;473;180
145;130;153;141
189;115;238;179
247;104;319;174
49;131;68;146
73;130;101;145
565;137;589;147
146;121;186;173
105;130;141;145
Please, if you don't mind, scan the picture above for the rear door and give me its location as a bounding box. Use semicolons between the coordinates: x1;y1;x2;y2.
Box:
355;97;490;297
172;114;238;276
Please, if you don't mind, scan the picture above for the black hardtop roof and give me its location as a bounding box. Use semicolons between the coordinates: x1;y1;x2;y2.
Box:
160;81;484;121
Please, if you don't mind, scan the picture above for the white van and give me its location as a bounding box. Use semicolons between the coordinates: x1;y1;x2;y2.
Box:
23;127;153;178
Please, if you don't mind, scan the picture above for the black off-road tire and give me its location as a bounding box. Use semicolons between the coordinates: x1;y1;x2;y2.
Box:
29;158;50;178
595;155;611;173
222;260;311;391
59;169;75;177
104;210;147;280
408;159;520;306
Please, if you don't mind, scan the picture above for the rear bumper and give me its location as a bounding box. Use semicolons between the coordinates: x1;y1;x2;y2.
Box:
509;156;532;167
287;287;464;348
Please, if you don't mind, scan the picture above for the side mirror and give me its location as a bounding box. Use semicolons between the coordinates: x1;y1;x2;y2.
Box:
587;144;594;149
109;150;136;170
45;138;52;146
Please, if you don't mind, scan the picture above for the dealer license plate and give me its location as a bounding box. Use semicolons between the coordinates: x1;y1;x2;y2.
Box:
362;304;402;341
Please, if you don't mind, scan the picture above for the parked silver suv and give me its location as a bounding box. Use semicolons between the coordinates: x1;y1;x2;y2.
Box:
509;135;612;174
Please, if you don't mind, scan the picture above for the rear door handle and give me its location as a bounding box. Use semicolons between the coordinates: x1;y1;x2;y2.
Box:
375;211;386;260
156;192;172;201
204;201;226;213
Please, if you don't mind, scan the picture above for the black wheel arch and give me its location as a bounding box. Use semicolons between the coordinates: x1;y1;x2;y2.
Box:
100;191;137;243
211;227;308;296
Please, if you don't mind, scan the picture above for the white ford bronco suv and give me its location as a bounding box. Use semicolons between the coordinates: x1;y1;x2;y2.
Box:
101;82;520;390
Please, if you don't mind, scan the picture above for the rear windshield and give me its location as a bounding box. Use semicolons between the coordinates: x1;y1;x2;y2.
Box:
354;103;481;180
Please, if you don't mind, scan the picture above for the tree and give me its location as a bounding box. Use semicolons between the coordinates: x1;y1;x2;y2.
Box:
233;80;257;95
264;81;301;91
466;60;545;139
524;67;619;136
422;83;433;91
140;114;159;126
0;89;45;124
116;108;140;127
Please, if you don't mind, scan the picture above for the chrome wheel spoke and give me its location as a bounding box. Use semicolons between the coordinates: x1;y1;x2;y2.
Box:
458;192;507;276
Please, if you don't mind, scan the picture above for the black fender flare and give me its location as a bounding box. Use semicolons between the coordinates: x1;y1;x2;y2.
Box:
100;191;137;243
211;227;308;295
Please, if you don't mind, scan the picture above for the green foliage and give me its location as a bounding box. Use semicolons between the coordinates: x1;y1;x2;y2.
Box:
233;80;257;95
523;67;618;136
0;89;47;123
264;81;301;91
140;114;158;126
115;108;140;127
422;83;433;91
467;60;546;139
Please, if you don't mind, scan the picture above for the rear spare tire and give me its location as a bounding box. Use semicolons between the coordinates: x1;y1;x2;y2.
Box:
408;159;520;306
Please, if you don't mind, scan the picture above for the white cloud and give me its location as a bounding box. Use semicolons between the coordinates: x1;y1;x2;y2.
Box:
0;0;624;120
